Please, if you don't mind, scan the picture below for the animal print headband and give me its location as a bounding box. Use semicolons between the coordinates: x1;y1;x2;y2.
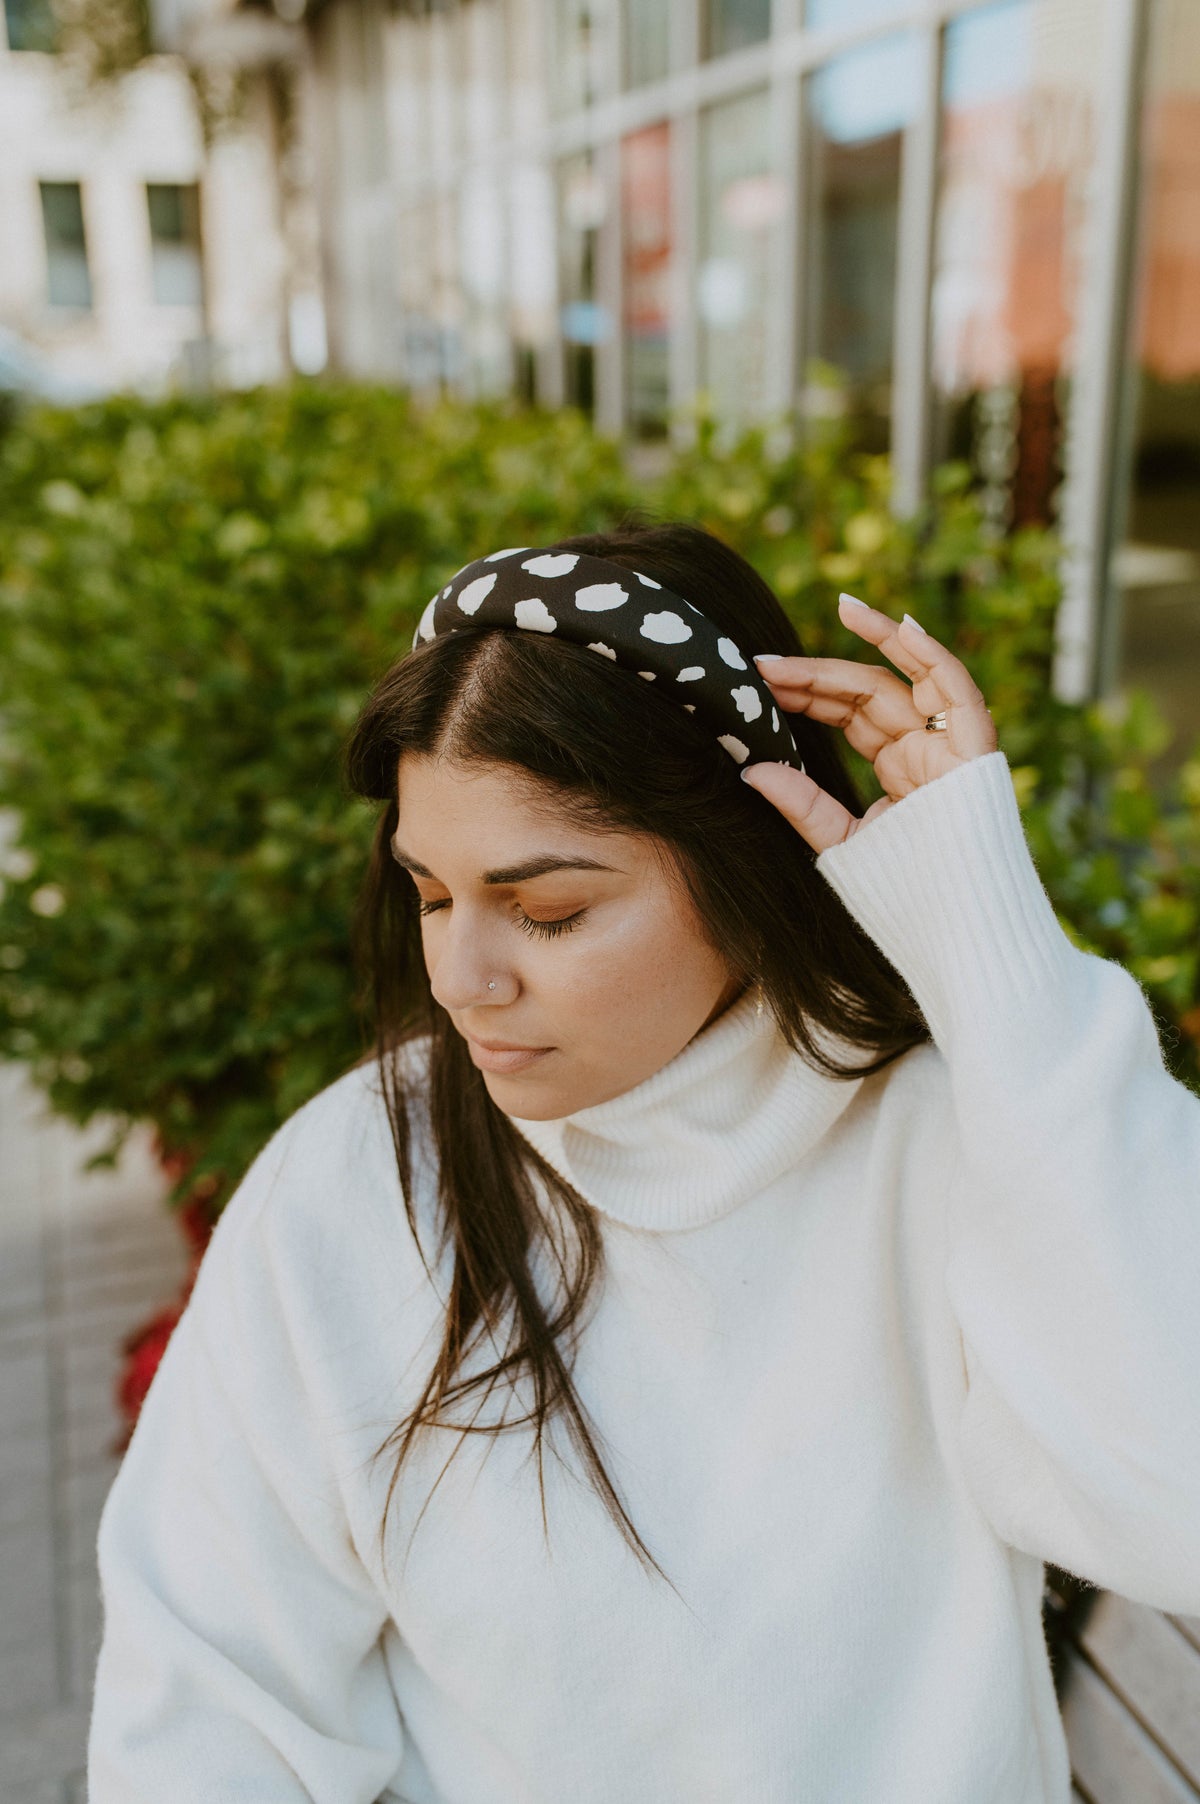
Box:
411;545;806;775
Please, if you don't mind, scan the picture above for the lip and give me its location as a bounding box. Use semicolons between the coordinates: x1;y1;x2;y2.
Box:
466;1035;553;1074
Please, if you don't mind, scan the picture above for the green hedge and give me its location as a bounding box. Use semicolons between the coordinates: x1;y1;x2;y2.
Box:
0;382;1196;1220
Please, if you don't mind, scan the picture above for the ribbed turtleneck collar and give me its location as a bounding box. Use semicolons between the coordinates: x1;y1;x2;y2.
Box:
503;984;868;1234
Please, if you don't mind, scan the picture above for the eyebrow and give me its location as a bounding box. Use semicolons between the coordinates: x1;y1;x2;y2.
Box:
389;840;623;885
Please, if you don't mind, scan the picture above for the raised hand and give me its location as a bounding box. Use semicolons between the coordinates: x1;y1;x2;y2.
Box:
740;594;999;855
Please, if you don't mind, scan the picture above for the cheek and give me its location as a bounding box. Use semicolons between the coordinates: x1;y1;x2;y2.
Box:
555;898;717;1014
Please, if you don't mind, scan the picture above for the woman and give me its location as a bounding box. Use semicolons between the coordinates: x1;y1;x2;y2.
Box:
88;521;1200;1803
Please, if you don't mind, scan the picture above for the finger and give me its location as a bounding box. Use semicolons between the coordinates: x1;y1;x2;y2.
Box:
739;761;865;855
754;656;926;759
839;601;985;714
892;621;989;721
763;602;990;736
757;655;923;722
884;621;998;757
773;687;899;765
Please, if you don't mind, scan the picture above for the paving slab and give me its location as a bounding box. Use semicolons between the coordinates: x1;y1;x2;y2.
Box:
0;1060;189;1795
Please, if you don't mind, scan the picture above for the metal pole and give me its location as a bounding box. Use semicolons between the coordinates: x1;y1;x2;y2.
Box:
1053;0;1149;708
667;0;701;452
889;21;943;520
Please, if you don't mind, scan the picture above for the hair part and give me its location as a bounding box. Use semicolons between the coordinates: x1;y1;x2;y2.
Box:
341;516;930;1592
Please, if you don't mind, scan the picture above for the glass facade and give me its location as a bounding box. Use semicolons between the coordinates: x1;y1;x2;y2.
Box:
803;0;911;28
558;149;609;412
623;0;670;87
1108;0;1200;776
698;88;781;428
929;0;1099;535
701;0;770;62
363;0;1197;770
802;34;918;453
621;121;672;435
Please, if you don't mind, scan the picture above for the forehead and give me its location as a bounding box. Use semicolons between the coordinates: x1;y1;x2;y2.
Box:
393;756;641;873
397;755;580;827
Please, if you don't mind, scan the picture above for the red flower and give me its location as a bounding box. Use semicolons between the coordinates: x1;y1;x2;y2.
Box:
112;1299;186;1455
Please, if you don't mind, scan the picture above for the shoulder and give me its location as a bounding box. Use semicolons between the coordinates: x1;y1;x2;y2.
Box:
200;1035;438;1295
855;1035;959;1175
282;1039;430;1170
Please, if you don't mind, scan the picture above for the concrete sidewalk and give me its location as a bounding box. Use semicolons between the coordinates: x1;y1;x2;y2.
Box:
0;1060;190;1804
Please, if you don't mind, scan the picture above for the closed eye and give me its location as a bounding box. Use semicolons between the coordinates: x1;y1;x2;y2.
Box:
415;898;586;940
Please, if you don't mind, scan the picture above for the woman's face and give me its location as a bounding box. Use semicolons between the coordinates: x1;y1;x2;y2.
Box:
394;755;747;1119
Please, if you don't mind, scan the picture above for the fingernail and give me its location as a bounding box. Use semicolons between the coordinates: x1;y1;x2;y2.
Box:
838;593;869;610
902;612;926;634
753;652;783;662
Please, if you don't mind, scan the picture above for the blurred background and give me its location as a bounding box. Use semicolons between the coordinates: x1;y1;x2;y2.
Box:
2;3;1200;1801
1;0;1198;764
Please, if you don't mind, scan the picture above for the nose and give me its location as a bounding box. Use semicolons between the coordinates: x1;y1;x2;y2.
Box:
425;911;512;1013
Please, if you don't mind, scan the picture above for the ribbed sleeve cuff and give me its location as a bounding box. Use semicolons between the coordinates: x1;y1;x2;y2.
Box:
813;750;1079;1051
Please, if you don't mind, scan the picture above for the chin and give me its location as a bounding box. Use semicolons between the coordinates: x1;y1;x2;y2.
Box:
485;1081;568;1121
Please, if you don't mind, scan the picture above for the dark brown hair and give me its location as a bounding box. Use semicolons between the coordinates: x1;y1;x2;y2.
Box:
341;516;931;1588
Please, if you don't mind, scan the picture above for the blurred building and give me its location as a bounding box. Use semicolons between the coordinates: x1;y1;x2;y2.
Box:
0;0;294;393
4;0;1198;769
282;0;1198;770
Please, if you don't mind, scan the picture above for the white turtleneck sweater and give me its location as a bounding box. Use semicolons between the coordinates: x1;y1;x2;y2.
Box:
87;749;1200;1804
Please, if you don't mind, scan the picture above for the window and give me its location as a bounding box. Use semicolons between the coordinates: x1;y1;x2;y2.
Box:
558;149;610;414
801;34;918;452
623;0;669;88
697;89;783;428
4;0;57;51
621;121;672;437
39;182;92;309
803;0;910;28
146;184;204;307
928;0;1098;534
701;0;770;60
1107;0;1200;780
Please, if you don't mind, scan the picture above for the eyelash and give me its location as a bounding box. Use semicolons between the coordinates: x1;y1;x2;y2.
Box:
415;899;585;940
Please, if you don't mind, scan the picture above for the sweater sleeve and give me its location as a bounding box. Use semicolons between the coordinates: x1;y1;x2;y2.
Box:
814;749;1200;1614
87;1100;409;1803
